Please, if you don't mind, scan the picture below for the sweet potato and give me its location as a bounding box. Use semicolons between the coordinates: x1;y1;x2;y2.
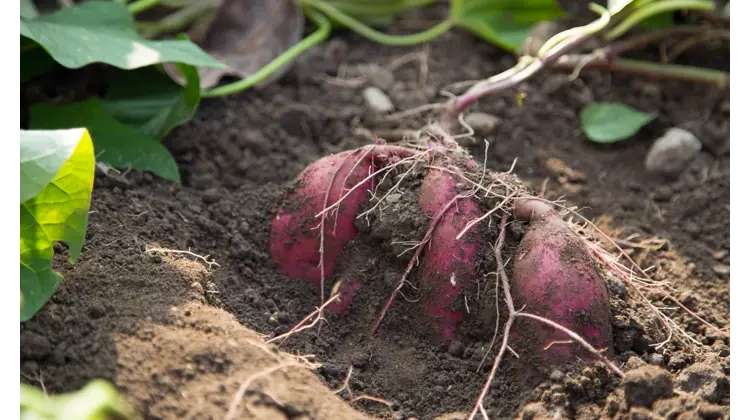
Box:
417;168;485;342
269;149;375;286
511;198;613;363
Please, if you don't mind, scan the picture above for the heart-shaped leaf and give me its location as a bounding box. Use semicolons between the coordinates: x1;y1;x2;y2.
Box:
580;102;657;143
30;99;181;182
451;0;565;51
20;1;224;70
101;63;201;139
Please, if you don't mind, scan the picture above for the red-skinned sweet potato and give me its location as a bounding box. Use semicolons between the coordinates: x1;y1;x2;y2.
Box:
269;145;416;313
269;149;375;286
417;168;485;342
511;198;613;363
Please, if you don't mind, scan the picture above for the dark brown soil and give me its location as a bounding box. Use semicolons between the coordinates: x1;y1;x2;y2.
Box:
21;2;729;419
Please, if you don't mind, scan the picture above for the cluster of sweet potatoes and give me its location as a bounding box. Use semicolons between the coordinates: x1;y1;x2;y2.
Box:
269;139;612;366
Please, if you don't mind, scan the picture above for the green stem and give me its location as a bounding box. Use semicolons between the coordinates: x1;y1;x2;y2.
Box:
553;55;729;88
303;0;453;46
128;0;163;14
605;0;715;40
325;0;435;17
200;11;332;98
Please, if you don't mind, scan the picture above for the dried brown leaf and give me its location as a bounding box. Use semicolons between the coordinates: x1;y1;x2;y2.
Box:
169;0;304;89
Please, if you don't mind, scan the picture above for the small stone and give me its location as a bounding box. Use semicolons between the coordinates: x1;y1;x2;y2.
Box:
363;87;394;113
712;250;727;260
549;369;564;382
464;112;501;136
645;128;702;175
712;265;730;276
623;366;673;408
676;362;729;403
202;188;222;204
448;341;465;358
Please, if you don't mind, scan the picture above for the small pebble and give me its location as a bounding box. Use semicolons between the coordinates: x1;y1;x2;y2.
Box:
549;369;565;382
464;112;501;136
644;128;702;175
712;264;730;275
202;188;222;204
363;87;394;113
712;250;727;260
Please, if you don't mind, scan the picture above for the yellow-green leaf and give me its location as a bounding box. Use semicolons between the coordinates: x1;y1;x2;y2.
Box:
21;379;140;420
20;128;95;321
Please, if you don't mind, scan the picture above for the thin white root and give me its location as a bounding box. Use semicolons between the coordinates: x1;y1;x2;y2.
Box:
144;247;220;271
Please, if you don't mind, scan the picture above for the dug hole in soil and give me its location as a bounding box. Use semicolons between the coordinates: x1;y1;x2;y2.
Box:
21;5;729;420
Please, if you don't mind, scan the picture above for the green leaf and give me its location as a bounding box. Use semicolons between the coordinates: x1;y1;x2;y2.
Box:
580;102;657;143
20;1;224;70
20;128;95;321
101;64;201;139
21;379;139;419
451;0;565;51
29;99;181;182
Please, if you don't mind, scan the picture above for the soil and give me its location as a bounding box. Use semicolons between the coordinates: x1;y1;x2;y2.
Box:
21;1;729;419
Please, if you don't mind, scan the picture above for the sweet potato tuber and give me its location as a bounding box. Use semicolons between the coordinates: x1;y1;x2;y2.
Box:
511;198;613;363
417;168;485;342
269;149;375;286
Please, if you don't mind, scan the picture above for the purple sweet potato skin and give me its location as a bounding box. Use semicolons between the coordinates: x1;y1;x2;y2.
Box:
511;214;613;363
269;150;374;289
418;169;484;342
